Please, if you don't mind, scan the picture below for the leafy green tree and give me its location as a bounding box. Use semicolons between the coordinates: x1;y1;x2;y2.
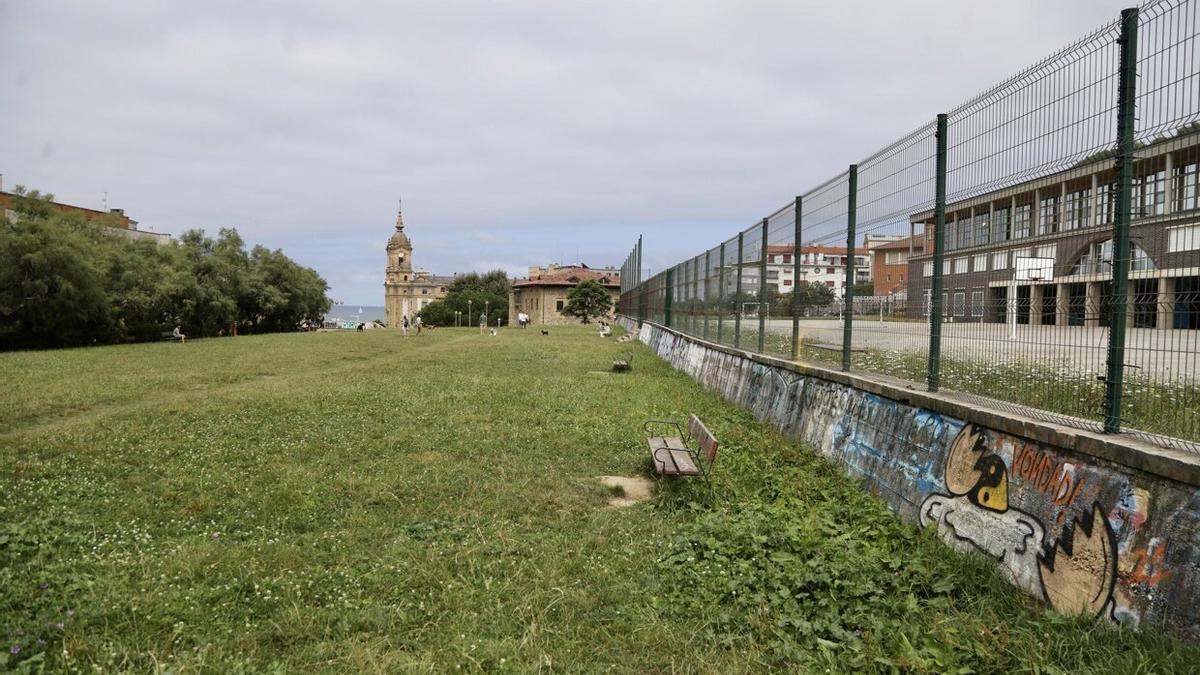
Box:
850;281;875;297
419;269;511;326
0;187;331;349
784;282;836;316
560;280;612;324
0;213;113;349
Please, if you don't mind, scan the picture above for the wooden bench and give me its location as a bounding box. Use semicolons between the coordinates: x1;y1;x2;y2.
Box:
161;331;183;342
612;351;633;372
644;415;719;489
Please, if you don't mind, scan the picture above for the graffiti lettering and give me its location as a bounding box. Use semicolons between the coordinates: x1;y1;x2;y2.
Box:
1125;541;1174;587
1011;444;1086;508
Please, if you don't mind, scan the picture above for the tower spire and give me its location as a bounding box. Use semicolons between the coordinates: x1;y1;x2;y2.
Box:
395;196;405;230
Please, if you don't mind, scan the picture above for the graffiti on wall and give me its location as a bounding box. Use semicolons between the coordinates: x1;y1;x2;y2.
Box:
628;319;1199;635
919;424;1118;618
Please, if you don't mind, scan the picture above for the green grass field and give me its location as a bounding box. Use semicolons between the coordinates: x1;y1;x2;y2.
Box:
2;327;1196;672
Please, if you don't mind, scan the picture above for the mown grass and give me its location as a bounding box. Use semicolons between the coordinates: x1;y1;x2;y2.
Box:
1;326;1197;672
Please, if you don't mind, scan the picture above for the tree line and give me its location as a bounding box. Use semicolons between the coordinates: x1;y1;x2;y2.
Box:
0;187;331;350
417;270;511;326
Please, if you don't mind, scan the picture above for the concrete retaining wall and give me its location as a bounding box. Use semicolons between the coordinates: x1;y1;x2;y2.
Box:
620;317;1200;638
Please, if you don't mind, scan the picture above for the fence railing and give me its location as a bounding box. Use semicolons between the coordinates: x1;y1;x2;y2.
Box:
620;0;1200;454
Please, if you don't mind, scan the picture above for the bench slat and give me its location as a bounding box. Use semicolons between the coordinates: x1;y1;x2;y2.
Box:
650;447;701;476
688;414;719;464
647;436;687;452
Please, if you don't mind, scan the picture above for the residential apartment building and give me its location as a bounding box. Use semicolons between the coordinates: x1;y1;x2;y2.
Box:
509;264;620;326
0;177;171;245
870;235;924;297
751;244;870;298
905;129;1200;329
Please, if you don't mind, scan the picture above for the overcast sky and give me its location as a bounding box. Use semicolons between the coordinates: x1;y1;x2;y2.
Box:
2;1;1133;305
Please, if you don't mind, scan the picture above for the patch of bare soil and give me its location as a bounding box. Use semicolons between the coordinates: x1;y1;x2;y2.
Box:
598;475;654;507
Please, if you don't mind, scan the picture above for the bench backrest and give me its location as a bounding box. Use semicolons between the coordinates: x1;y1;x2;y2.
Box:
688;414;719;464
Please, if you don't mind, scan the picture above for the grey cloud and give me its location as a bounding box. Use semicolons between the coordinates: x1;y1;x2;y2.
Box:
1;0;1131;303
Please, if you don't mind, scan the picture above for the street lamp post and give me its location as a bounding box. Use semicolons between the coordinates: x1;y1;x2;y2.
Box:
468;300;473;331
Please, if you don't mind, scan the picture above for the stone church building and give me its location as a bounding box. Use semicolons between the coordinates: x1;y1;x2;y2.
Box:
384;207;452;327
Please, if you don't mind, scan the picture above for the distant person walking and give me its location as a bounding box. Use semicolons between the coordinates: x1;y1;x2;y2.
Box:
402;315;410;337
172;326;187;343
479;311;487;335
415;315;423;336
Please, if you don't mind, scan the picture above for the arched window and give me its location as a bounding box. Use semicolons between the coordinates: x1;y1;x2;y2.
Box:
1068;239;1155;275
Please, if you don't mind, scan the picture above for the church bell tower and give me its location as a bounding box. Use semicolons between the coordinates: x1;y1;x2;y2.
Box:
384;204;414;327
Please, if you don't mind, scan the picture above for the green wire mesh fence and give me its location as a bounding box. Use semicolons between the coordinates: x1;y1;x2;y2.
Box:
619;0;1200;454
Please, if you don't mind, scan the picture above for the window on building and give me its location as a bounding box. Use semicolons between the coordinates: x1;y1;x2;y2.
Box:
1168;224;1200;252
1063;188;1090;231
953;257;968;274
825;281;835;287
953;291;966;316
1134;170;1166;218
923;261;934;277
885;251;906;264
556;299;565;311
973;254;988;272
1069;239;1157;274
992;251;1009;270
1095;182;1116;225
991;207;1010;243
946;216;958;250
974;212;990;247
886;273;892;281
1038;194;1059;235
783;279;793;286
422;289;428;294
783;254;792;263
899;273;904;281
1176;161;1199;212
1035;244;1057;262
943;259;951;276
971;290;984;317
1013;203;1032;239
957;215;972;249
826;267;835;274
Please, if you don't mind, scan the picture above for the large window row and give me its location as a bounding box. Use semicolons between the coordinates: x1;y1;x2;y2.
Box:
938;160;1200;252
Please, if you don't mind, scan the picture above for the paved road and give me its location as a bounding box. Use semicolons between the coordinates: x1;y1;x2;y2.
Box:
753;318;1198;381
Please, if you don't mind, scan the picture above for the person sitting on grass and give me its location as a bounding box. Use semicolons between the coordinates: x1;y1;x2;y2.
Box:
172;326;187;343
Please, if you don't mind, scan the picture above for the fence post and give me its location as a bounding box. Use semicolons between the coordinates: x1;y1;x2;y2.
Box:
1105;7;1139;433
718;243;726;342
664;267;674;328
735;231;744;348
928;114;948;392
842;165;857;372
791;196;803;360
636;236;645;323
693;256;700;335
759;217;769;352
700;248;705;336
